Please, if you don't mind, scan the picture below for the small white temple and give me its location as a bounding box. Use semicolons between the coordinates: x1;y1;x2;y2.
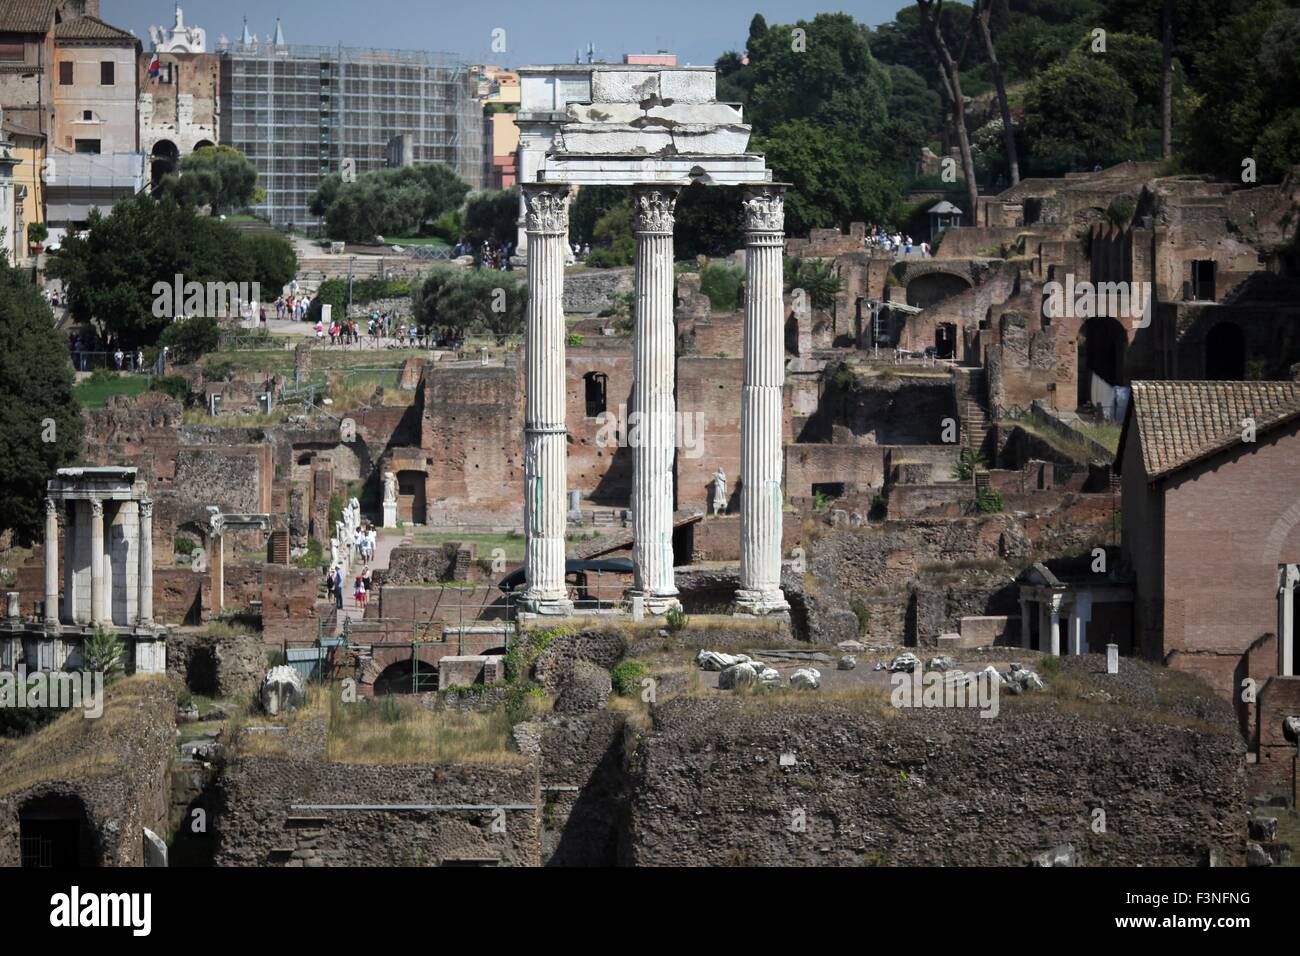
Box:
0;468;167;675
149;6;207;54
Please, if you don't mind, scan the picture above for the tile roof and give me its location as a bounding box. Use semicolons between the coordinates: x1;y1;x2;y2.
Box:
54;16;137;43
1126;380;1300;480
0;0;57;33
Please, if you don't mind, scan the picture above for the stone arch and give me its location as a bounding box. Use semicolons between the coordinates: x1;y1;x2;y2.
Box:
18;791;99;867
193;139;215;152
1077;315;1128;408
905;271;972;309
1205;322;1246;381
372;659;433;695
150;139;180;193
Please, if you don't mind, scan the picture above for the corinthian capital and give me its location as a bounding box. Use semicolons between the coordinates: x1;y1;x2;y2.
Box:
742;186;785;233
523;186;570;234
631;187;679;234
139;498;153;520
90;499;103;519
45;497;57;518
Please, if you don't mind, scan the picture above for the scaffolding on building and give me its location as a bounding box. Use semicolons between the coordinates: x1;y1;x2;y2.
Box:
219;42;484;228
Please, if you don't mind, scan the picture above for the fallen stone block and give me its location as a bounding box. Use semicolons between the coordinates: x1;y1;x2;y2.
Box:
789;667;821;689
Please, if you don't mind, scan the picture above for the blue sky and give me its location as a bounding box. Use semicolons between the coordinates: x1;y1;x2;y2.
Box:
112;0;905;67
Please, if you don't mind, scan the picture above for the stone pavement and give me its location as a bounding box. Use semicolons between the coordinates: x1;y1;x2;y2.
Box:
331;526;411;635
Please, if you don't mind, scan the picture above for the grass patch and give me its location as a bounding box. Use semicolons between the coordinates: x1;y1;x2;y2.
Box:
73;374;148;409
1075;420;1121;454
411;531;525;561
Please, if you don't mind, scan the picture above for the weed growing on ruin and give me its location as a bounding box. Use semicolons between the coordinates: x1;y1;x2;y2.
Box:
850;598;870;636
610;660;649;696
976;488;1004;513
953;448;987;481
665;607;689;633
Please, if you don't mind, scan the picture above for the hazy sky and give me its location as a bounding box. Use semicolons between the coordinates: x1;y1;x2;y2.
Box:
112;0;905;67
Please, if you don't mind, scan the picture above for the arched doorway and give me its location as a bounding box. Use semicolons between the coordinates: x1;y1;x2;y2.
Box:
1077;316;1127;409
373;659;437;694
1205;323;1245;380
150;140;180;193
19;794;98;867
905;272;971;309
193;140;215;152
935;322;957;359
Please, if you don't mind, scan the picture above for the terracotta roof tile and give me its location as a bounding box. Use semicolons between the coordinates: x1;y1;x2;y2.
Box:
0;0;57;33
1130;380;1300;480
54;16;137;43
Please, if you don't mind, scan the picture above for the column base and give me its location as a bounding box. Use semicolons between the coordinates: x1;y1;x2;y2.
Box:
519;591;574;617
733;588;791;616
623;589;681;617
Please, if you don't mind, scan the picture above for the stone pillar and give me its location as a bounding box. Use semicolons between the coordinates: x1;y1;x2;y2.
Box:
624;186;681;616
89;498;106;626
520;185;573;615
44;497;59;624
1019;597;1031;649
1106;643;1119;674
138;499;153;625
735;185;790;615
1068;607;1082;656
1280;564;1298;676
210;531;224;615
1048;596;1062;656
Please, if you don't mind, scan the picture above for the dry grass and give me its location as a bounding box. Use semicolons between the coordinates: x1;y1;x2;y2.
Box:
0;675;170;799
232;689;527;766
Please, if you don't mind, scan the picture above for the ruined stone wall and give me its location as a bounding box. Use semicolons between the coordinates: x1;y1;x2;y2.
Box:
423;363;524;525
625;658;1244;866
563;266;634;313
214;746;541;866
80;393;184;488
0;677;175;867
262;566;320;646
167;629;266;697
173;444;273;515
1253;676;1300;798
566;350;634;507
677;357;749;514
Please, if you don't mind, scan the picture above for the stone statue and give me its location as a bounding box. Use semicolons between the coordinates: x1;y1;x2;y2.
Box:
383;471;397;504
712;468;728;516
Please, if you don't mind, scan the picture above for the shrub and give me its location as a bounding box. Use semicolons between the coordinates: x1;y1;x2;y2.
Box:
610;659;650;697
850;598;870;636
665;607;689;633
80;627;124;683
174;537;197;556
699;262;744;312
159;315;221;363
151;374;191;404
976;488;1004;513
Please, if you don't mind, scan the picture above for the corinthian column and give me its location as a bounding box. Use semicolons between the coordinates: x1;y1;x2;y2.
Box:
521;185;573;616
626;186;681;616
44;498;59;624
138;499;153;625
89;498;106;626
735;185;790;615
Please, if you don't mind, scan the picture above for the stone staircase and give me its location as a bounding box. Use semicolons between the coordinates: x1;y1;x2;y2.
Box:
954;366;992;456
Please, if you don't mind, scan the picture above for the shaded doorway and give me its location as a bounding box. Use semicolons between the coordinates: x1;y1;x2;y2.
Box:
20;795;97;867
1205;323;1245;380
1077;316;1127;408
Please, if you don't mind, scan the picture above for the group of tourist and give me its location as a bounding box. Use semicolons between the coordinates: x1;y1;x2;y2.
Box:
275;292;313;321
311;310;441;349
325;564;373;609
865;224;929;258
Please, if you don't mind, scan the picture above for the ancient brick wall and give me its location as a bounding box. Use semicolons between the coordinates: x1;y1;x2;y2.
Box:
677;357;748;514
173;444;273;515
262;566;320;646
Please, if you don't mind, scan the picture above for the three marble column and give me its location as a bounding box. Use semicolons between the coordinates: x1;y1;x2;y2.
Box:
520;182;789;617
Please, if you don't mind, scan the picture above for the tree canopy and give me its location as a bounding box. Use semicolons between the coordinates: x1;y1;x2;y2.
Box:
160;144;261;214
0;263;83;543
309;164;470;242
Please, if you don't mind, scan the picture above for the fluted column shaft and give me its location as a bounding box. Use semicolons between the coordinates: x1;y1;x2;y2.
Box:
44;498;59;624
735;185;790;614
139;499;153;625
521;185;573;615
90;498;106;626
627;187;681;614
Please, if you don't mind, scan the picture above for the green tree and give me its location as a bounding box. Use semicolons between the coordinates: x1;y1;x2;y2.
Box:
411;267;528;342
49;194;254;348
755;120;901;232
241;234;298;296
462;188;519;247
81;627;125;683
161;144;261;214
159;316;221;363
0;262;83;543
1022;51;1138;174
309;164;470;241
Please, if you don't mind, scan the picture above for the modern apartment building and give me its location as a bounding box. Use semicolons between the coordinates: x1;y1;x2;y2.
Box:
219;26;483;229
